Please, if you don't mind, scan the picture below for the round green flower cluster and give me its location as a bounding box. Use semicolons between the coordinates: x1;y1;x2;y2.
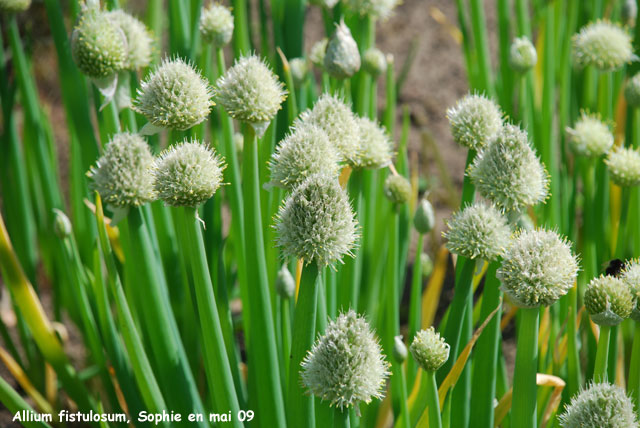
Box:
447;94;503;151
585;275;634;326
573;21;635;72
409;327;450;372
605;146;640;187
566;113;613;158
199;3;234;48
559;382;638;428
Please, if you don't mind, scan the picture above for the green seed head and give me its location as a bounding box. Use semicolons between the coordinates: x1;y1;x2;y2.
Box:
621;260;640;321
469;124;549;213
268;122;341;190
275;264;295;299
498;229;579;308
584;275;633;326
626;73;640;107
443;202;511;261
71;9;126;78
393;336;408;363
275;174;358;267
199;3;234;48
352;117;394;170
301;310;390;409
414;198;435;234
297;94;359;164
53;209;72;240
324;20;361;79
88;133;155;208
384;174;411;205
605;146;640;187
289;58;308;86
559;382;638;428
509;36;537;73
106;10;153;70
572;21;635;72
215;54;286;136
310;38;328;68
362;48;387;77
410;327;450;372
135;58;213;131
566;113;614;157
0;0;30;12
346;0;399;19
447;94;503;151
153;139;225;207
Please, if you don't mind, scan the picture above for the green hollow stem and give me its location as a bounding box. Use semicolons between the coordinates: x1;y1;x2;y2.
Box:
469;262;501;428
334;407;350;428
614;187;631;258
339;169;364;311
566;287;582;399
426;371;442;428
582;160;597;281
288;263;320;428
436;257;476;384
126;207;206;425
181;206;243;427
385;207;402;417
593;324;611;383
0;376;51;428
628;323;640;411
511;307;539;428
242;124;287;427
406;232;424;384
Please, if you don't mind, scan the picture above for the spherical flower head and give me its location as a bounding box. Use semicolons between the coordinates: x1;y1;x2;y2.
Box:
468;124;549;213
572;21;635;72
352;117;394;169
297;94;359;164
268;123;341;190
498;229;579;308
566;113;613;157
384;174;411;205
414;198;435;234
605;146;640;187
410;327;450;372
199;3;234;48
310;38;328;68
509;36;537;73
88;133;154;208
301;310;390;410
275;264;295;299
345;0;399;19
443;202;510;261
106;10;153;70
623;0;638;27
362;48;387;77
0;0;30;12
558;382;638;428
625;73;640;107
446;94;503;151
584;275;633;326
621;260;640;321
153;140;225;207
71;9;126;78
275;174;358;266
324;20;361;79
289;58;308;87
215;55;286;136
135;58;213;131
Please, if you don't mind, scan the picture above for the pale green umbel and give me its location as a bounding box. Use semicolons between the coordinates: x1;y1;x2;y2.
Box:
605;146;640;187
621;259;640;321
199;3;234;48
509;36;537;73
498;228;579;308
446;93;503;151
384;174;411;205
559;382;638;428
585;275;633;326
301;310;390;411
566;112;614;157
410;327;449;372
106;9;153;70
324;20;361;79
572;20;636;71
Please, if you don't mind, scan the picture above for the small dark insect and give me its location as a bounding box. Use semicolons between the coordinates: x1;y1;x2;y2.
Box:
604;259;625;277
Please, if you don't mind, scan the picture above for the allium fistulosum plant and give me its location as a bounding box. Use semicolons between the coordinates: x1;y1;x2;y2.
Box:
2;0;640;428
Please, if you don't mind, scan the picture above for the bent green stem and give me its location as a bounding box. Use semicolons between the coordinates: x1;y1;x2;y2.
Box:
511;307;539;428
426;371;442;428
